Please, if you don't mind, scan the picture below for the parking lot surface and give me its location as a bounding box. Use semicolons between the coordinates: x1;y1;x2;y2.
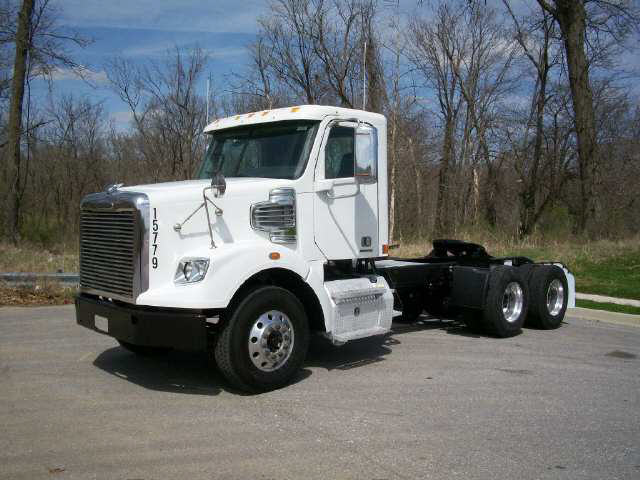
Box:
1;306;638;479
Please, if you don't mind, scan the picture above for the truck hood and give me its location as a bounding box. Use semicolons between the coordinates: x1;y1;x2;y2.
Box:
120;177;292;201
119;177;297;258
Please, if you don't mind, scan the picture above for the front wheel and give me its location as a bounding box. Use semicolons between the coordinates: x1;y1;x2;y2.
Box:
214;286;310;393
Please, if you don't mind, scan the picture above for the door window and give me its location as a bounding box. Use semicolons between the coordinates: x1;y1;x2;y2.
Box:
325;126;355;179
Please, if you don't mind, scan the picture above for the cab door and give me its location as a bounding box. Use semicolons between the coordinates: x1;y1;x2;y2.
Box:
313;121;379;260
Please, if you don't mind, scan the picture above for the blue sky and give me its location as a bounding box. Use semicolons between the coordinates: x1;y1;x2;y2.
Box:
34;0;273;130
33;0;639;131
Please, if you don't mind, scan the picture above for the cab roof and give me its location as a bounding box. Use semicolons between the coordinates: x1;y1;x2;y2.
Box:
203;105;386;133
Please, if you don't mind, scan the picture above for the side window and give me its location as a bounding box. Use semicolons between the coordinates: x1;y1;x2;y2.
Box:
325;126;355;179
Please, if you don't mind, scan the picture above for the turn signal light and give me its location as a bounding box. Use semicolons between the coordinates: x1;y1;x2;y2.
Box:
269;252;281;260
382;244;389;254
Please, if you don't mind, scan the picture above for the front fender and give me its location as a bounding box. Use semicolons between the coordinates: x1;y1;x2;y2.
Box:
136;242;310;309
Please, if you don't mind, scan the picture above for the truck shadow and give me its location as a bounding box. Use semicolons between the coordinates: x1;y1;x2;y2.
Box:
93;346;225;395
305;317;483;371
91;318;481;395
92;345;312;396
393;316;485;339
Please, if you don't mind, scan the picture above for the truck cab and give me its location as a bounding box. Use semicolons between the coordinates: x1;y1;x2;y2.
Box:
76;105;574;392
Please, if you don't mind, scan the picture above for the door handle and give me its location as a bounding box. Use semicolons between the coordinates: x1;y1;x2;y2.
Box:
315;178;359;198
314;179;334;192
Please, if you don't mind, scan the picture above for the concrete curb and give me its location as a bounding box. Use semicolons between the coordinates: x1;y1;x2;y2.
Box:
567;307;640;328
575;292;640;308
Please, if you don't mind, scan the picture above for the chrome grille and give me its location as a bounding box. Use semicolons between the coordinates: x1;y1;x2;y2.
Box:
80;210;136;298
79;190;149;302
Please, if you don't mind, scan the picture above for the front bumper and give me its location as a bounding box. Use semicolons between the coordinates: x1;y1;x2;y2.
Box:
75;294;208;351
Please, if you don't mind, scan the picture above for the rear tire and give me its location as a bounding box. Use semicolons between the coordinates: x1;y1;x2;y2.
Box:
482;266;528;338
117;340;169;356
527;265;568;329
214;286;310;393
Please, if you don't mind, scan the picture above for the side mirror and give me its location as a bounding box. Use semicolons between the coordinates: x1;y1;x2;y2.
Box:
211;171;226;198
355;125;377;182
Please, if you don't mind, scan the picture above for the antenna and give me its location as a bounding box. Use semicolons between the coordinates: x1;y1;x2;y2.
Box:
206;74;211;122
362;40;367;111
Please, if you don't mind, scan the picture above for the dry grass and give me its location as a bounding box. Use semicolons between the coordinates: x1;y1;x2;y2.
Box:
0;242;78;273
0;282;77;306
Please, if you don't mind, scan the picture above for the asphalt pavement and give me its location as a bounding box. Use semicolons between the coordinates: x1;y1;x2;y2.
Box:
1;306;638;480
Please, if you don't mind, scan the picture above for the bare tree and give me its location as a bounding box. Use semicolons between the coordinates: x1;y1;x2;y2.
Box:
106;47;208;181
535;0;639;234
502;1;562;238
4;0;34;243
438;1;518;228
2;0;89;243
408;3;465;236
256;0;325;104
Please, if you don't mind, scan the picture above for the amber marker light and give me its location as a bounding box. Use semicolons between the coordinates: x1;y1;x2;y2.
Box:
269;252;281;260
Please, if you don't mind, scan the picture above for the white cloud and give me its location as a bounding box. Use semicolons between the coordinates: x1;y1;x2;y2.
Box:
110;111;134;132
49;66;109;85
57;0;268;34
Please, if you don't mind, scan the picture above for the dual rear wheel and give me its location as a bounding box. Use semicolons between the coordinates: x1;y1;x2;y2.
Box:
466;264;568;337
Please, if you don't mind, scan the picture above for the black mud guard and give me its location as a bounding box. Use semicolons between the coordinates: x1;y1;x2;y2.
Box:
449;266;490;310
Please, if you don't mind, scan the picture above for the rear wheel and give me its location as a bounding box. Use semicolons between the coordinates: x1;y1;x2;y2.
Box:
214;286;309;393
526;265;568;329
482;266;529;338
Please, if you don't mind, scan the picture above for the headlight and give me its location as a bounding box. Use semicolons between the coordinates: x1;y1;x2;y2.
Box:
174;258;209;284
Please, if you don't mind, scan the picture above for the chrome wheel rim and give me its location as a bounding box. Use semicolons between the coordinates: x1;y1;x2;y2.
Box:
546;279;565;316
248;310;294;372
502;282;524;323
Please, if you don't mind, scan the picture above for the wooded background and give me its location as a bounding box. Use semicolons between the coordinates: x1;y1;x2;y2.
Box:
1;0;639;248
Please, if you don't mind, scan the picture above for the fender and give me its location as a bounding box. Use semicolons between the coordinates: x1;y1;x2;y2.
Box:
136;241;311;309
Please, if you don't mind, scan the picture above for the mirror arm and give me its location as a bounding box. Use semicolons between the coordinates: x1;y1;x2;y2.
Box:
202;186;223;249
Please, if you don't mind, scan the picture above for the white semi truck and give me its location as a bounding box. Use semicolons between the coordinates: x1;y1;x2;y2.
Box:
76;105;575;392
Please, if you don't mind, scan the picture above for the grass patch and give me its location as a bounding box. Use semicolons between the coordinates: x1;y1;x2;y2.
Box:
576;299;640;316
0;282;77;306
0;242;78;273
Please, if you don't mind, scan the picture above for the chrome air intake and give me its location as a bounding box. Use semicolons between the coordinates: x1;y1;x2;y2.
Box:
250;188;296;244
79;191;149;302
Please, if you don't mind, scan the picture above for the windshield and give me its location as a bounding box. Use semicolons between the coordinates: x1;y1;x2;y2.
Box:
197;120;319;180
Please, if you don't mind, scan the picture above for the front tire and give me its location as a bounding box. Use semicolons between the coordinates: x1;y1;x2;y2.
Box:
482;266;529;338
214;286;310;393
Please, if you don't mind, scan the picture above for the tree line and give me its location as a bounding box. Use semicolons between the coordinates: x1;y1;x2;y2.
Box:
1;0;639;247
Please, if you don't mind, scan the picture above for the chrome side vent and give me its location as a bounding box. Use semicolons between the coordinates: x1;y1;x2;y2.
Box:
251;188;296;244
